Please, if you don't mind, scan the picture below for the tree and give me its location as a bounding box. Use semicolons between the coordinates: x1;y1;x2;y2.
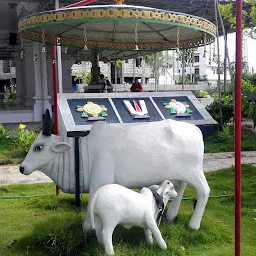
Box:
219;1;256;39
144;51;173;89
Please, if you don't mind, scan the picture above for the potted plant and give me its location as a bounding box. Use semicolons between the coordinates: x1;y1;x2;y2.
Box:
74;72;91;92
196;90;210;98
195;90;214;107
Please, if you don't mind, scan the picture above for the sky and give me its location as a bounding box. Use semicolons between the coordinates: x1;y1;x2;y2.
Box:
219;32;256;72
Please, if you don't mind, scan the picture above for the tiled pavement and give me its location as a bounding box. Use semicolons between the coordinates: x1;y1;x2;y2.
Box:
0;151;255;186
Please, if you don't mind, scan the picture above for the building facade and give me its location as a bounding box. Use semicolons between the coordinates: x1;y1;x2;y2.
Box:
172;45;231;86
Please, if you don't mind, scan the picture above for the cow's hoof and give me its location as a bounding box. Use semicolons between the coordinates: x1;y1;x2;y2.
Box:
75;206;81;213
83;221;92;233
162;212;167;220
166;216;178;224
159;241;167;250
193;199;197;209
188;221;200;230
173;216;178;224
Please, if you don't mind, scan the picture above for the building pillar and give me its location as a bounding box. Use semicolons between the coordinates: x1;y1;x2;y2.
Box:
33;43;42;121
13;53;27;107
133;58;136;79
108;62;111;82
32;43;52;121
13;42;35;108
61;55;74;93
90;50;100;84
24;42;36;107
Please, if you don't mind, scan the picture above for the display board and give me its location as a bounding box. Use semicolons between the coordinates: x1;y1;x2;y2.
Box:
58;91;217;137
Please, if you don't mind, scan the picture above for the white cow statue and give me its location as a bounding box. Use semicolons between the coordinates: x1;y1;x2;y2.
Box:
90;180;177;255
20;109;210;231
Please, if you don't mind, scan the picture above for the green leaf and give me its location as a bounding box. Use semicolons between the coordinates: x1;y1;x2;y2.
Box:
170;107;176;114
81;112;88;118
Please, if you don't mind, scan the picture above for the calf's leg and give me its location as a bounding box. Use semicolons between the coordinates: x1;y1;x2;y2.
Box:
94;215;103;244
145;214;167;250
144;228;153;245
102;224;115;255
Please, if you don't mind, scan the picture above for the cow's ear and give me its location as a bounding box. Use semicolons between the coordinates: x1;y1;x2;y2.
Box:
50;142;71;153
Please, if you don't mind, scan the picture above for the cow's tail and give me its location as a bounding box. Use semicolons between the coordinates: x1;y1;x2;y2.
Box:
90;190;99;238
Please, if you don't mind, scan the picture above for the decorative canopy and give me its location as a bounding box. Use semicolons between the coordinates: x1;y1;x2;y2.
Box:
18;4;216;60
38;0;250;35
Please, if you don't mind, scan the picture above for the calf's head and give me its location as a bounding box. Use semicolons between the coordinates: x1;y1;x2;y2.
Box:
149;180;177;206
19;110;71;175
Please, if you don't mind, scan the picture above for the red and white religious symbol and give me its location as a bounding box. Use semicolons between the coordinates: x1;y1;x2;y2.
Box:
123;100;150;119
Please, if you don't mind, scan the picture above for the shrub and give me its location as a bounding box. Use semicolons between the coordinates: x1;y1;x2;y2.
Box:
212;126;231;143
0;124;11;141
15;124;38;153
4;92;16;105
206;95;234;128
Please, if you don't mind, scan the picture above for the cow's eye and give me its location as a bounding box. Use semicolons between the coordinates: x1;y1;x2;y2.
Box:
35;145;43;151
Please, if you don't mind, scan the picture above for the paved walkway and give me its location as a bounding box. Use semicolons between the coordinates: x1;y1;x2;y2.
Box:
0;151;255;186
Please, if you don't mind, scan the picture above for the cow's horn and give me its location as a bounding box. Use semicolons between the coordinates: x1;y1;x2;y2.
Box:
42;109;51;136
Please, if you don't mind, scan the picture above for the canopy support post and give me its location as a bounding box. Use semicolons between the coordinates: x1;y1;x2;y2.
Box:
235;0;242;255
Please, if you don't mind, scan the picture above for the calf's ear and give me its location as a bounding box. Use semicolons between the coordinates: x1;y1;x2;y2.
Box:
50;142;71;153
148;185;160;191
163;188;170;198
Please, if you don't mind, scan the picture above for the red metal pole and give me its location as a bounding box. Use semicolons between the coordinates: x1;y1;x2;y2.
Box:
52;45;60;196
63;0;97;8
235;0;242;255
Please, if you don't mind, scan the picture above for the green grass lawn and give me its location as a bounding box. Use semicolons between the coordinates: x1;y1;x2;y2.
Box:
0;164;255;256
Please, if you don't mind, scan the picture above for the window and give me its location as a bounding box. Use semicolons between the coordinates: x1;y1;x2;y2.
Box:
3;60;10;73
217;68;224;74
194;55;200;62
136;57;142;67
195;68;200;75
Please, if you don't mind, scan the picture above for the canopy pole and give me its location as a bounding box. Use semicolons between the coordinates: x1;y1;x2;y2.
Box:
54;0;61;196
154;52;157;92
52;46;60;196
57;48;63;93
55;0;63;94
235;0;242;255
182;50;185;91
115;65;118;92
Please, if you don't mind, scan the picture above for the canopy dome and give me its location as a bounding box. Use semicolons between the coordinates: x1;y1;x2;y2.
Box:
18;4;216;60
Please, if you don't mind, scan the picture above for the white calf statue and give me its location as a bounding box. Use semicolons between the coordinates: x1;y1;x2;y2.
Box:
20;110;210;231
89;180;177;255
